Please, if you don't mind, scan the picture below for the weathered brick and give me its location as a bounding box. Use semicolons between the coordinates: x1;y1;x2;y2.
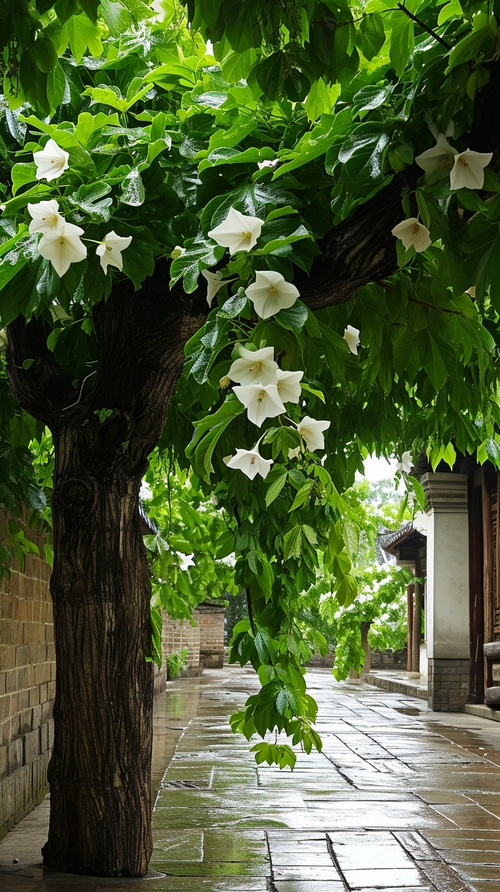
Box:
23;729;40;763
7;739;22;773
0;744;8;779
0;696;9;722
5;669;18;694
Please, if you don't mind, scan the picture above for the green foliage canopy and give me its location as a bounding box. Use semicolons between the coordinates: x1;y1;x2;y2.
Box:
1;0;500;767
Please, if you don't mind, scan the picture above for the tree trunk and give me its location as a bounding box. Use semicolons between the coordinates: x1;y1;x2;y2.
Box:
7;284;204;876
360;621;371;674
41;422;154;876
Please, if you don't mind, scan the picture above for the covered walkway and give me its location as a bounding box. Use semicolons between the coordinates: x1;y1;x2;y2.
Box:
2;666;500;891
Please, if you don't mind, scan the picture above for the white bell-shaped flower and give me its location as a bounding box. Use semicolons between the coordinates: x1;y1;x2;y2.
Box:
296;416;331;452
391;218;431;253
276;369;303;404
33;138;70;182
208;206;264;254
232;382;285;427
396;451;413;474
343;325;360;355
224;444;273;480
449;149;493;190
38;221;87;277
415;134;457;177
227;344;278;386
201;269;237;307
27;200;65;235
245;270;299;319
96;231;132;272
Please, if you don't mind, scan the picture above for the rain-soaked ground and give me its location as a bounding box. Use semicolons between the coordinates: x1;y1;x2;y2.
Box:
1;666;500;891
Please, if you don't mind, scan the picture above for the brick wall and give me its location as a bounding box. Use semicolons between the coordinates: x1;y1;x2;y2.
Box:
0;517;54;839
154;602;226;692
154;609;202;693
198;603;225;669
428;658;470;711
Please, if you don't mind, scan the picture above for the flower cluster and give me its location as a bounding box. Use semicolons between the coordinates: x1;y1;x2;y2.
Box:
391;136;492;255
223;344;331;480
29;139;132;277
201;207;360;481
415;135;492;191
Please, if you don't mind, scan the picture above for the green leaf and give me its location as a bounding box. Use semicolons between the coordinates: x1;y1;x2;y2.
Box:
426;335;448;392
358;13;386;61
265;469;288;507
120;167;145;207
275;303;309;332
389;14;414;77
100;0;133;36
256;53;285;100
254;629;271;663
217;289;248;319
289;480;314;512
283;525;303;560
68;182;113;220
11;163;38;195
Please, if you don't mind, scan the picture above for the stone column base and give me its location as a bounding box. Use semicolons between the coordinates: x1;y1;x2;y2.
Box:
428;658;470;711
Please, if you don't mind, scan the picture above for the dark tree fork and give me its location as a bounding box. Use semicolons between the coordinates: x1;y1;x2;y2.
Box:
6;64;500;876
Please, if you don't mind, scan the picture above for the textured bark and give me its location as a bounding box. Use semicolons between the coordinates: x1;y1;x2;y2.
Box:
44;429;154;876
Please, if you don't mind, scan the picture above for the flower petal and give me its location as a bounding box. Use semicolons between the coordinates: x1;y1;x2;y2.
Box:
208;206;264;254
449;149;493;191
276;369;303;403
391;218;431;253
33;138;69;182
296;416;331;452
233;383;285;426
38;222;87;277
227;345;278;385
224;446;273;480
27;200;65;235
246;271;299;319
343;325;360;355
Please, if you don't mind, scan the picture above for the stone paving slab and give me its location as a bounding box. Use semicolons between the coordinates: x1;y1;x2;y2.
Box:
4;667;500;890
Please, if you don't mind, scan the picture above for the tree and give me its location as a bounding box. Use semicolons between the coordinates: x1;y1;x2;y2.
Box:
1;0;500;877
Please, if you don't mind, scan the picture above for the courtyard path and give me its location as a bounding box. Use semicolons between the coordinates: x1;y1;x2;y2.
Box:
2;666;500;891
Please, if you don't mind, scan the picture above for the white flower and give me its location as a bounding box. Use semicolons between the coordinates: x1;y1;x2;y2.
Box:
96;231;132;272
276;369;303;404
227;344;278;386
33;138;69;182
343;325;360;355
232;383;285;427
224;445;273;480
245;271;299;319
396;451;413;474
37;221;87;277
391;218;431;253
176;551;195;571
208;206;264;254
27;200;65;235
202;269;237;308
415;134;458;177
257;159;278;170
296;416;331;452
449;149;493;190
288;446;301;460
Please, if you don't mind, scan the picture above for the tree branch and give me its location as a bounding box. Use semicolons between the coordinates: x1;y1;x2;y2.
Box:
7;316;74;426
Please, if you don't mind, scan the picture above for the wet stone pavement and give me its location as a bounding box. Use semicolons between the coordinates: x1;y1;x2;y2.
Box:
2;667;500;891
